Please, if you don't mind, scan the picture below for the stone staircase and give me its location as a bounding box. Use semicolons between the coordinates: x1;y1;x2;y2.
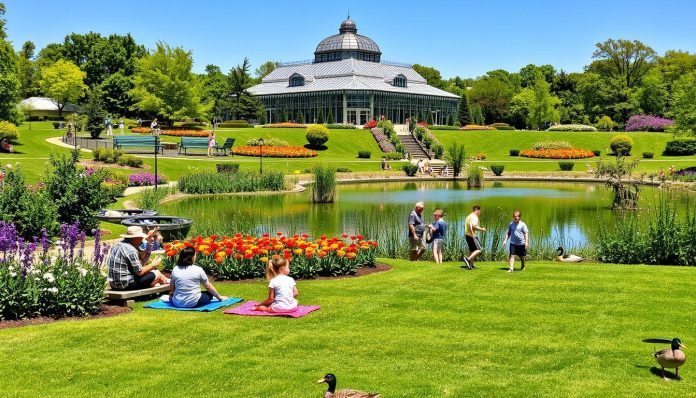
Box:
398;133;430;159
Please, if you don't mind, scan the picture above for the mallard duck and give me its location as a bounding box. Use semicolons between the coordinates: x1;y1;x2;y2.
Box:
556;247;585;262
317;374;380;398
644;338;687;380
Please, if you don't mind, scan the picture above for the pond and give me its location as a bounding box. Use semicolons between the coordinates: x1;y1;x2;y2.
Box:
159;181;692;247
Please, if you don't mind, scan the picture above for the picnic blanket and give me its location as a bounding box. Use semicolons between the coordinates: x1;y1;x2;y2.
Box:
144;296;243;312
223;301;320;318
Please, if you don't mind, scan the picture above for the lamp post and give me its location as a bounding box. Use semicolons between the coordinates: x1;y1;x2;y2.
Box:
258;137;264;175
152;125;160;191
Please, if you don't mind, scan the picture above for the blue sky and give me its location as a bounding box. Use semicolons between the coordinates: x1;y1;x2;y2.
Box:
4;0;696;78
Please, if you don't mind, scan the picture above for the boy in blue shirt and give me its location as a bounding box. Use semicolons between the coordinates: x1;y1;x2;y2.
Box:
429;209;447;264
503;210;529;272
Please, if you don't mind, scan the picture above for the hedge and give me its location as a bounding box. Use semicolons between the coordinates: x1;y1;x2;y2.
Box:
219;121;252;128
663;138;696;156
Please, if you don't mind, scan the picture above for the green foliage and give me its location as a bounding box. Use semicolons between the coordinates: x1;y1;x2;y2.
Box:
327;108;335;124
116;154;143;167
431;144;444;159
136;186;174;212
446;143;466;177
594;115;617;131
246;137;288;147
312;164;337;203
509;149;520;156
609;134;634;155
384;152;404;160
215;163;240;174
315;109;324;124
663;138;696;155
219;120;251;128
39;59;87;117
357;150;371;158
642;152;654;159
402;163;419;176
305;124;329;147
547;124;597;131
98;71;134;116
0;166;59;238
532;141;573;150
130;42;211;121
325;123;355;129
511;71;561;129
426;112;434;125
430;125;460;130
83;88;106;138
594;155;640;209
0;120;18;141
467;166;484;187
446;114;454;126
178;171;285;194
558;161;575;171
592;150;601;156
296;111;305;124
490;164;505;176
671;71;696;134
44;151;113;233
279;109;288;123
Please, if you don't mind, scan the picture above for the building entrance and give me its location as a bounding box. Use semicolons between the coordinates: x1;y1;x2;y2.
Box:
347;108;371;125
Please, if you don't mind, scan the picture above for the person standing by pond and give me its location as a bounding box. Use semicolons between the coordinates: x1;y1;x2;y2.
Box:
429;209;446;264
502;210;529;273
463;205;486;270
408;201;426;261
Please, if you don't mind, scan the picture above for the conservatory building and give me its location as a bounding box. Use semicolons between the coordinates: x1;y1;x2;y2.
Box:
247;18;459;125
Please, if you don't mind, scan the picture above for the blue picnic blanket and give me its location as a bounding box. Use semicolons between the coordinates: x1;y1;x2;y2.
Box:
144;297;243;312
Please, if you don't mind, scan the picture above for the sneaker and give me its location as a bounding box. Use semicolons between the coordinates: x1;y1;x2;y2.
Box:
469;263;477;270
507;269;514;273
462;257;471;269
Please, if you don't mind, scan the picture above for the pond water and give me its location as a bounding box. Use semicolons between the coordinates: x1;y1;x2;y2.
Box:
160;181;693;246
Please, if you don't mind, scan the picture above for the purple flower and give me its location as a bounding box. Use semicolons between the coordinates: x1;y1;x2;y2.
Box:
625;115;674;132
128;172;166;187
40;228;51;265
21;240;37;276
59;223;82;262
0;221;18;261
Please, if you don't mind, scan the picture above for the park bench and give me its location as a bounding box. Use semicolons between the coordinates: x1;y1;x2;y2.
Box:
105;284;170;307
178;137;209;155
113;136;164;154
215;138;236;156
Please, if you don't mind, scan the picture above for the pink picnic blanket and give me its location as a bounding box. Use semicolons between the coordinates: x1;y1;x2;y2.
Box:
223;301;320;318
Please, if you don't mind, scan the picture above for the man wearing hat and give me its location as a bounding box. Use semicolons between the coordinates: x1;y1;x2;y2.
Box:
107;226;169;290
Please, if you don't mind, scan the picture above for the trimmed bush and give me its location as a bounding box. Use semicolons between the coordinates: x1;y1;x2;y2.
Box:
384;152;403;160
326;123;356;129
403;163;419;176
489;122;514;130
642;152;654;159
532;141;573;150
305;124;330;148
663;138;696;156
358;150;371;159
558;161;575;171
609;135;634;155
592;150;601;157
594;116;617;131
547;124;597;132
216;163;240;174
246;137;289;147
117;155;143;168
336;167;352;172
490;164;505;176
219;120;251;128
509;149;520;156
430;125;460;130
431;144;444;159
0;121;19;141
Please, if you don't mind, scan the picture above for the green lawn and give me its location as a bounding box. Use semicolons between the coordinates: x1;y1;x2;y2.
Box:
2;259;694;397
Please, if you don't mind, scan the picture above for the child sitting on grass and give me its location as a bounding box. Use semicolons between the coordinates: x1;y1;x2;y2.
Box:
253;257;298;313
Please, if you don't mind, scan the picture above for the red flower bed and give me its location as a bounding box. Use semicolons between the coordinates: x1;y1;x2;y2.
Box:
232;145;317;158
130;127;209;137
520;148;595;159
263;122;306;128
363;120;378;129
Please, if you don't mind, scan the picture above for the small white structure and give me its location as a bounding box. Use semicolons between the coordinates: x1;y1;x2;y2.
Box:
18;97;82;118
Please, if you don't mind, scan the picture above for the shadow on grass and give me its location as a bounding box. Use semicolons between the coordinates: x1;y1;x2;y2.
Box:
304;144;328;151
636;364;680;381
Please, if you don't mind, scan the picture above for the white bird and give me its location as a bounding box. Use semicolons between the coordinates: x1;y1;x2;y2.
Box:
556;247;585;262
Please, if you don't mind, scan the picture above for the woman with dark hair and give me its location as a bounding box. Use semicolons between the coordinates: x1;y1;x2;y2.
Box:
169;246;228;307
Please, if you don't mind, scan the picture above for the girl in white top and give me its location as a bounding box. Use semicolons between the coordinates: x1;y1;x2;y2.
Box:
253;257;298;313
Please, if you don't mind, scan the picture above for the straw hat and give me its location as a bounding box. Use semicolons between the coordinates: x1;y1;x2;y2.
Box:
120;226;148;239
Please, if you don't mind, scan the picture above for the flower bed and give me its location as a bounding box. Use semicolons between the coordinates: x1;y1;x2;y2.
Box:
245;137;289;147
231;146;317;158
0;222;108;321
263;122;306;128
162;233;379;279
371;128;396;153
520;148;595;159
363;120;378;129
625;115;674;132
461;124;495;131
546;124;597;132
128;172;167;187
130;127;209;137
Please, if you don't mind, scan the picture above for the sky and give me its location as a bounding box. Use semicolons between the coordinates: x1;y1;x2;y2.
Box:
4;0;696;79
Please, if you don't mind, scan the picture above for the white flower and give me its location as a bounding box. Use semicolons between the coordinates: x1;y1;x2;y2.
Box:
43;272;55;283
5;164;12;169
7;265;14;271
9;272;16;277
49;287;59;294
77;267;88;277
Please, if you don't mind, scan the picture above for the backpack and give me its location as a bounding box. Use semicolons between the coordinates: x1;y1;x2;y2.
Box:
424;227;434;244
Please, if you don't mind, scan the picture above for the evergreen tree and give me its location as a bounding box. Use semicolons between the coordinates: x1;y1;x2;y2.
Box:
296;111;305;124
317;109;325;124
446;114;454;126
426;111;434;125
457;93;471;125
83;88;106;138
418;110;425;122
279;109;288;123
327;108;335;124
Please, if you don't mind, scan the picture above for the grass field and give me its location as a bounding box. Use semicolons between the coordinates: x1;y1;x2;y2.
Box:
2;259;695;397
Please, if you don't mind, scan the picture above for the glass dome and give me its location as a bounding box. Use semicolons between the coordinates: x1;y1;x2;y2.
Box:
314;19;381;63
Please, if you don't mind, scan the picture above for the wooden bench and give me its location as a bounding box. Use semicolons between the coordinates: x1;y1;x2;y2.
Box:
215;138;236;156
178;137;209;155
113;136;164;154
105;284;170;306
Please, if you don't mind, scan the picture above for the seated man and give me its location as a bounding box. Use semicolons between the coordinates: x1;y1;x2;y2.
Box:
140;227;164;252
107;226;169;290
1;138;13;153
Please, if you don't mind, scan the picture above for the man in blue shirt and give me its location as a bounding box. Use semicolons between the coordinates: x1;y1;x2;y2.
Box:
503;210;529;272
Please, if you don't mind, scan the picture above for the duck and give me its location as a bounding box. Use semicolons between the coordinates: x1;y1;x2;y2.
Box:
556;247;585;262
644;338;687;380
317;374;380;398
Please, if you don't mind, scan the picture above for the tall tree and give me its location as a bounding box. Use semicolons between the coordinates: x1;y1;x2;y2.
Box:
98;71;134;116
469;75;514;123
524;72;560;129
590;39;657;89
412;64;446;89
228;57;263;120
39;59;87;117
0;2;20;122
457;92;471;125
519;64;556;87
254;60;279;79
130;42;211;121
670;71;696;135
16;41;40;97
201;64;230;119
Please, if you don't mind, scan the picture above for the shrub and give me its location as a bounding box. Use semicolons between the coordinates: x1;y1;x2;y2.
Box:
490;164;505;176
663;138;696;156
312;164;337;203
0;121;19;141
609;134;634;155
446;143;466;177
326;123;356;129
357;150;371;159
414;126;426;140
430;125;460;130
0;166;59;238
547;124;597;132
246;137;289;147
403;163;419;176
384;152;403;160
336;167;351;172
131;127;209;137
117;155;143;168
92;148;103;161
305;124;330;148
558;161;575;171
642;152;654;159
520;149;595;159
625;115;674;132
475;152;487;160
592;150;601;156
431;144;444;159
219;120;251;128
467;166;484;187
594;116;617;131
509;149;520;156
532;141;572;150
216;163;240;174
178;171;285;194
